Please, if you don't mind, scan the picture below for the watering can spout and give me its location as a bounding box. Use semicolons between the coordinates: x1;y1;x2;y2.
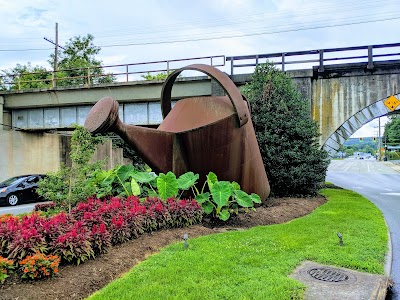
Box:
84;96;178;173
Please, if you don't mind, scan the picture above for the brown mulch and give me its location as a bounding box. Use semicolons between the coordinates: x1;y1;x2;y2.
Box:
0;196;326;300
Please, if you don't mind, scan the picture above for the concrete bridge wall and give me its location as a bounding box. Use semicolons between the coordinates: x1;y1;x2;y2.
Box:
0;131;61;182
0;131;131;182
311;63;400;155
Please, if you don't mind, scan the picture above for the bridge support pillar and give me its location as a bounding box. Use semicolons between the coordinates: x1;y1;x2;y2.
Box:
0;96;12;131
0;96;3;131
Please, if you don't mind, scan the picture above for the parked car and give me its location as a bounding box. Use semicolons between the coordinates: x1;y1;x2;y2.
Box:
0;174;46;206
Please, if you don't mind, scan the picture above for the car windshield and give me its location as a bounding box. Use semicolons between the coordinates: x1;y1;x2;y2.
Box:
0;176;27;186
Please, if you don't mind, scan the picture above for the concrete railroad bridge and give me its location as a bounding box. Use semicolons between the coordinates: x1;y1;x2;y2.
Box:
1;42;400;161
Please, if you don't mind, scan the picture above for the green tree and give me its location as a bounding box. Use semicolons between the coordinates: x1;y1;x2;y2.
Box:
242;63;329;197
385;115;400;145
345;147;354;156
0;63;52;90
141;72;170;81
49;34;115;86
37;126;105;211
141;71;181;81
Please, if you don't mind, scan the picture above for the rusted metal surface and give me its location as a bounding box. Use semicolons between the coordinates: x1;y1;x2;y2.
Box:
84;64;270;200
161;64;248;127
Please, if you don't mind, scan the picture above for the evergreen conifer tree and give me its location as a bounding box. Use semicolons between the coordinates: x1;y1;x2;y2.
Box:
243;63;329;197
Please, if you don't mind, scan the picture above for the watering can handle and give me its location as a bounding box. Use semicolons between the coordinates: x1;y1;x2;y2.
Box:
161;64;249;127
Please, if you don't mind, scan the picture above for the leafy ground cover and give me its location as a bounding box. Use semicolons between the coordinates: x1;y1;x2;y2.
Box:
0;195;325;300
0;196;203;283
88;188;387;300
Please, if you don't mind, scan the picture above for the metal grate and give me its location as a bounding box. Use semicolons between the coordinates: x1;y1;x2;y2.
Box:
307;268;349;283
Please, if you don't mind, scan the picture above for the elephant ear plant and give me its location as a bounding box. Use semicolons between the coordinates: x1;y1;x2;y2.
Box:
194;172;261;221
91;165;157;199
92;166;201;200
91;166;261;221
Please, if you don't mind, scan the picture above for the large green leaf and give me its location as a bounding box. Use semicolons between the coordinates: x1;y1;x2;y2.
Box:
206;172;218;190
202;201;214;214
177;172;199;190
210;181;231;208
132;171;157;183
250;193;262;204
219;209;230;221
231;181;241;191
131;178;141;196
233;190;253;207
116;165;135;182
157;172;179;200
101;172;116;186
195;192;210;204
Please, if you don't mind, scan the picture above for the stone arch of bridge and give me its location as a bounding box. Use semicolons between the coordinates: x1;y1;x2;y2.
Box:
322;93;400;157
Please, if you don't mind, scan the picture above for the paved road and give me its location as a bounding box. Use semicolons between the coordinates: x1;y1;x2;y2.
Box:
0;202;43;215
327;158;400;299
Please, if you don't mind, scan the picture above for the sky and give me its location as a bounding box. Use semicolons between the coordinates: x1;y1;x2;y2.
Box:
0;0;399;138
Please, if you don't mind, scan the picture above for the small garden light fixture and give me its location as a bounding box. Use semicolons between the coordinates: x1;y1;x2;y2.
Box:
183;233;189;249
337;232;343;246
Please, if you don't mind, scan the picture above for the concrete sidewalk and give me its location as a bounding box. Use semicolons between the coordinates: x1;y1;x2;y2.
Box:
382;160;400;173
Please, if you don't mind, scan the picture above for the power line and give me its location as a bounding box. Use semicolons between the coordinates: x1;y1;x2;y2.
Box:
0;47;52;52
99;16;400;48
99;11;400;45
91;0;398;38
0;3;399;52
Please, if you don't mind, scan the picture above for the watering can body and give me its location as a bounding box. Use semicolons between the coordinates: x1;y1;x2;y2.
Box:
84;64;270;200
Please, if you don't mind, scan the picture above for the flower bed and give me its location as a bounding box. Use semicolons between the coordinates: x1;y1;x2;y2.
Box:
0;196;203;281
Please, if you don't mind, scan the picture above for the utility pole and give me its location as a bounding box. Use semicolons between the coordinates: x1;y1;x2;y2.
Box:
44;22;65;88
378;117;381;160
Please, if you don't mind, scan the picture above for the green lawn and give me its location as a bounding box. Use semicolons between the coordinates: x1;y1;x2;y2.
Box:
88;188;388;300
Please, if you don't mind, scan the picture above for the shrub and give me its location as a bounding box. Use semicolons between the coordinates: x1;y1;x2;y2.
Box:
89;223;111;255
8;227;47;260
19;253;60;280
34;202;56;212
242;63;329;196
41;212;74;245
37;126;105;211
110;215;132;245
7;214;47;260
53;221;94;265
34;202;65;218
143;197;171;229
165;198;203;227
0;193;204;275
0;256;15;283
0;214;15;223
0;216;19;256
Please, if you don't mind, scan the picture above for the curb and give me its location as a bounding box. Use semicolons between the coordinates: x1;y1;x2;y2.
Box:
381;161;400;173
384;220;393;277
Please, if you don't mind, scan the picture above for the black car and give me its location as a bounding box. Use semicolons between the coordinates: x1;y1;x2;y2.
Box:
0;175;46;206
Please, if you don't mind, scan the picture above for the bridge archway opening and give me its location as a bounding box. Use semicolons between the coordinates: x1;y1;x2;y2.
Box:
322;94;400;157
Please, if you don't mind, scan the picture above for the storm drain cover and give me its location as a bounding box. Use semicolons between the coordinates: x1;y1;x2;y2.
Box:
307;268;349;283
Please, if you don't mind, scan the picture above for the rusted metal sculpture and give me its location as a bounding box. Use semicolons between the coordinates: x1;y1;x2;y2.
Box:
84;64;270;200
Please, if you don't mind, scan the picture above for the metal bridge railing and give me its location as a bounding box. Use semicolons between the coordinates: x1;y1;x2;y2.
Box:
226;42;400;75
0;55;225;91
2;42;400;91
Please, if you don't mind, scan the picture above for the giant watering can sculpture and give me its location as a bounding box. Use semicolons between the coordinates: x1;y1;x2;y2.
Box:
84;64;270;200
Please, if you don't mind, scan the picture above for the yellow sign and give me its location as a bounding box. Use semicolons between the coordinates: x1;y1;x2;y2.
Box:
384;95;400;111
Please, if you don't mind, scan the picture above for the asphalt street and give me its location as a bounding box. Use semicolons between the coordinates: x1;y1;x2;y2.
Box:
0;202;43;215
327;158;400;299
